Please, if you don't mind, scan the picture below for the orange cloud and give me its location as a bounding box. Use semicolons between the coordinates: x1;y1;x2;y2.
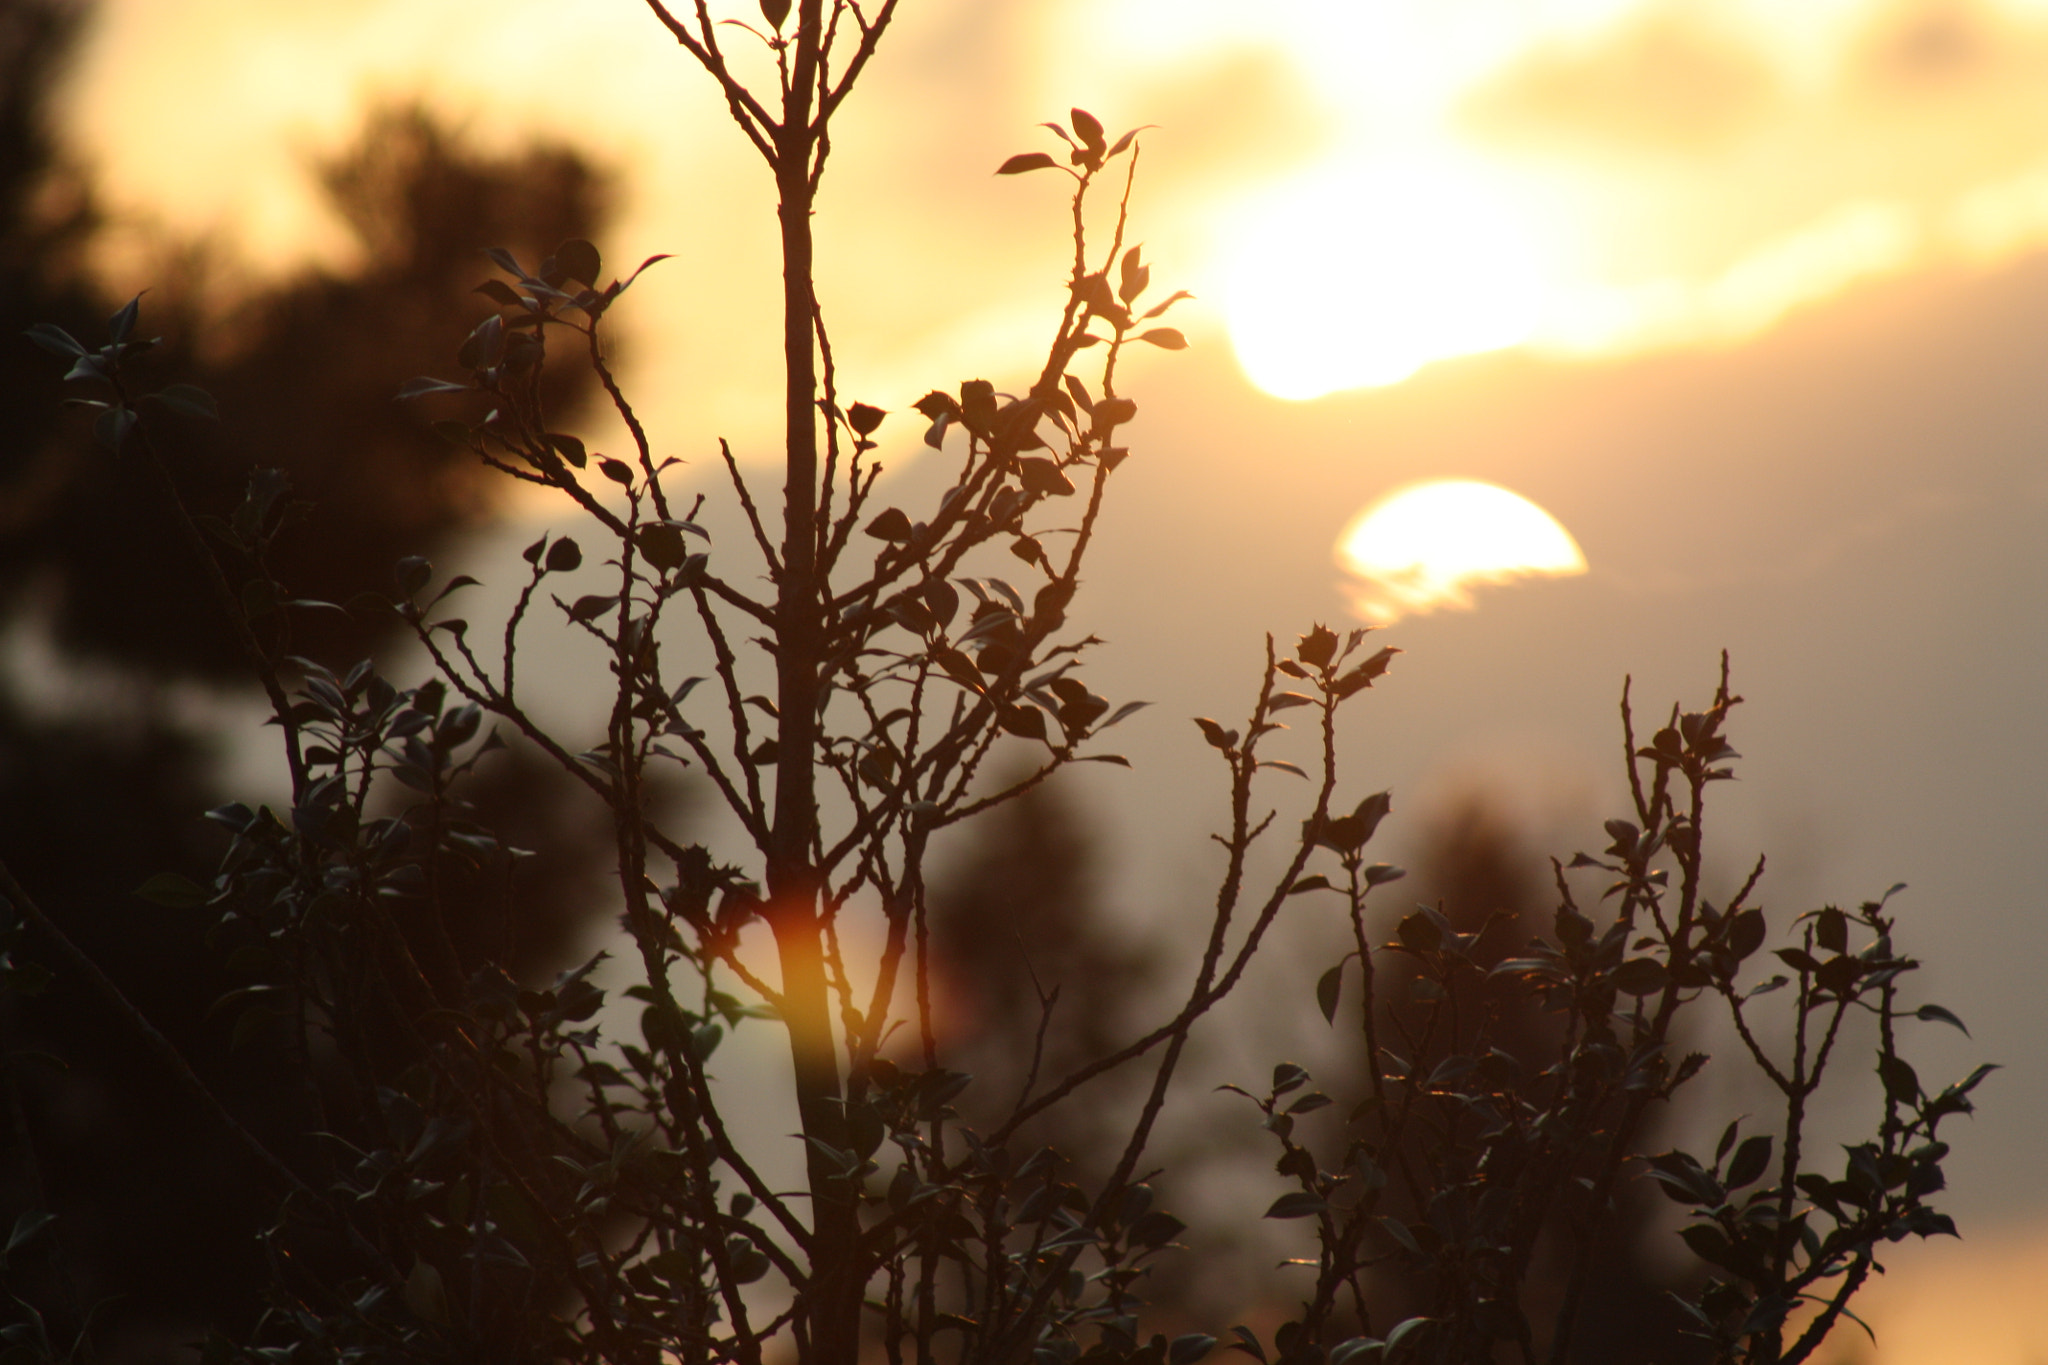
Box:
1458;9;1780;161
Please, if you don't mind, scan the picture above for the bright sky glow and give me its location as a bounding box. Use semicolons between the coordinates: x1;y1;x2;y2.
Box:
50;0;2048;428
1070;0;2048;399
1219;157;1548;398
1337;479;1588;624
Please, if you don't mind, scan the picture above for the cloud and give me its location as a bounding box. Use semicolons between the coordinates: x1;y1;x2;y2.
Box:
1458;8;1780;160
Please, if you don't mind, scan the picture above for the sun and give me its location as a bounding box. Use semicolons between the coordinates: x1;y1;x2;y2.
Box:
1337;479;1587;623
1219;158;1549;401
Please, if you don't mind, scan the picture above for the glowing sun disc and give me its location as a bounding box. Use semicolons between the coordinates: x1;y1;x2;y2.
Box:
1338;479;1586;623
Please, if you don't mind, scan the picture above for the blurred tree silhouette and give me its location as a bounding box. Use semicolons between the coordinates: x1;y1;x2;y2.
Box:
930;769;1151;1175
932;780;1704;1363
1379;795;1705;1364
0;4;617;1354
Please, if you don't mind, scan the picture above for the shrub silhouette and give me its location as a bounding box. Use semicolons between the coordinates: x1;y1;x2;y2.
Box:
3;5;1987;1364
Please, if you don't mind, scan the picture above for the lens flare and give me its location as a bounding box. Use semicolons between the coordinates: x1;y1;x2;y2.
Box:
1338;479;1587;623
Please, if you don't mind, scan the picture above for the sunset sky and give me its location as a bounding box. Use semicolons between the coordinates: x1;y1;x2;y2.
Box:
43;2;2048;1354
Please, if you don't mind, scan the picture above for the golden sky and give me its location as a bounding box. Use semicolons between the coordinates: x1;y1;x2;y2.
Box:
57;0;2048;416
46;4;2048;1324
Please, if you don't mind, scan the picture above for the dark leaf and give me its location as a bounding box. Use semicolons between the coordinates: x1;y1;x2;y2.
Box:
545;538;583;573
1264;1191;1329;1220
394;556;433;597
1878;1053;1920;1106
1070;107;1105;150
1914;1003;1970;1037
568;594;618;623
93;404;136;453
556;238;602;288
457;312;505;370
108;293;141;344
1317;963;1343;1022
1613;957;1668;996
155;383;219;420
866;507;913;542
1728;908;1767;961
1016;457;1076;497
1725;1134;1773;1189
547;433;588;468
996;152;1060;175
24;322;85;357
1297;625;1337;670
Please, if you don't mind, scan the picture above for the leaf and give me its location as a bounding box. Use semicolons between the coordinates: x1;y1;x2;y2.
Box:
1613;957;1668;996
620;253;674;291
1728;908;1767;961
1376;1216;1421;1255
1297;625;1337;670
394;556;433;597
1914;1003;1970;1037
847;402;885;436
1263;1191;1329;1220
457;312;505;370
545;537;583;573
1383;1318;1433;1354
547;432;588;468
1169;1334;1217;1365
1105;125;1154;160
6;1210;56;1256
1119;246;1150;303
155;383;219;420
108;293;141;344
1316;963;1344;1023
1877;1053;1921;1106
1016;457;1075;497
866;507;913;542
1100;700;1150;730
23;322;85;357
555;238;602;288
1092;396;1137;430
1070;107;1105;151
93;404;136;453
1725;1134;1773;1189
568;593;618;624
473;278;526;309
635;523;690;572
1327;1339;1383;1365
759;0;791;28
996;151;1060;175
1137;327;1187;350
1193;717;1235;750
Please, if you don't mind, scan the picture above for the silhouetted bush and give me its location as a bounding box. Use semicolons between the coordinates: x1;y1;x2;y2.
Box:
2;6;1986;1365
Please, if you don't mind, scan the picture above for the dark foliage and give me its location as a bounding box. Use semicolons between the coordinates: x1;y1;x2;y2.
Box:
0;7;618;1355
0;5;1986;1365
